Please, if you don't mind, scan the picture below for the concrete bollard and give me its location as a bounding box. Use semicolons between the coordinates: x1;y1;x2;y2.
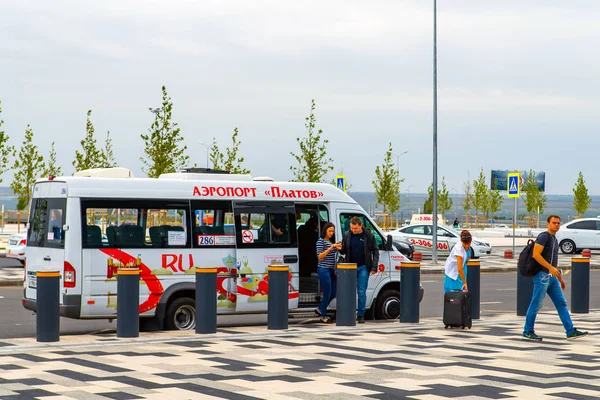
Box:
117;268;140;338
467;260;481;319
516;272;533;317
36;271;61;343
571;258;590;314
400;262;420;323
196;267;218;334
336;263;357;327
267;265;289;330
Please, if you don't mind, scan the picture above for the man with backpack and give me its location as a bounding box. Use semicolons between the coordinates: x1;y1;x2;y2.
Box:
522;215;588;341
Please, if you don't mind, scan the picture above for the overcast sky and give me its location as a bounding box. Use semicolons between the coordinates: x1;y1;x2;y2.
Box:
1;0;599;195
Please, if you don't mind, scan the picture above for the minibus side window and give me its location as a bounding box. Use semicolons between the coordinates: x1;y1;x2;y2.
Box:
339;213;385;250
193;204;236;248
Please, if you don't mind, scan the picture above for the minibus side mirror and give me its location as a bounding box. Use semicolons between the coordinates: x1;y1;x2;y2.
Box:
385;235;393;251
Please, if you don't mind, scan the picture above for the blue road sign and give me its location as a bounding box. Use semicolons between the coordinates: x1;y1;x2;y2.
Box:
336;175;346;192
507;173;520;198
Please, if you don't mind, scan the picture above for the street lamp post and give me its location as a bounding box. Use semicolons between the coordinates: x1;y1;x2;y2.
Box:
393;151;408;228
198;141;209;169
432;0;439;263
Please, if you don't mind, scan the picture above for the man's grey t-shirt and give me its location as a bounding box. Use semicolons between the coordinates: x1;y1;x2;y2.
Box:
535;231;558;272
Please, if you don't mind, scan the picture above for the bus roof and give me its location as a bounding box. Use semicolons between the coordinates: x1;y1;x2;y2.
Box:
34;176;356;204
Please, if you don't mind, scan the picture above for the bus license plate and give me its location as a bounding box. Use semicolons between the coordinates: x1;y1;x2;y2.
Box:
28;276;37;289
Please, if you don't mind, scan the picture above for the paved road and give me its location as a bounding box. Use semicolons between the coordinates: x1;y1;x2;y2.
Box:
0;256;23;268
2;271;599;339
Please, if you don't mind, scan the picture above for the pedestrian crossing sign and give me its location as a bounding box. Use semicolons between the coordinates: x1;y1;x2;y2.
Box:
336;175;346;192
507;172;520;198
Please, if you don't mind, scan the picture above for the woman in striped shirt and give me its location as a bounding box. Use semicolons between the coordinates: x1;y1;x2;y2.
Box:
315;222;342;323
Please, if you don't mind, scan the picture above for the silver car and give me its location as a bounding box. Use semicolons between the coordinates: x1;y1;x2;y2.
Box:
6;232;27;265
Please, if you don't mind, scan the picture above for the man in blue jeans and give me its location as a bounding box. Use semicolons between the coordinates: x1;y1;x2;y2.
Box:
523;215;588;341
340;217;379;323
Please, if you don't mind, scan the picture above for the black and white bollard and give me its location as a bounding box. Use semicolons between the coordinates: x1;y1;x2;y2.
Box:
196;267;218;334
467;260;481;319
267;265;289;330
571;257;590;314
36;270;60;343
336;263;357;327
400;262;420;323
117;268;140;338
516;272;533;317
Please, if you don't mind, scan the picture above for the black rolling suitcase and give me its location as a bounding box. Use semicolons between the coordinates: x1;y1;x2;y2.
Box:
443;290;472;329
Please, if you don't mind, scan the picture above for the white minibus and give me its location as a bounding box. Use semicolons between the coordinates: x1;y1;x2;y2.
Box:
23;168;423;330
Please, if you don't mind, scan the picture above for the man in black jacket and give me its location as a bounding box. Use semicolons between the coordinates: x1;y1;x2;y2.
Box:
340;216;380;323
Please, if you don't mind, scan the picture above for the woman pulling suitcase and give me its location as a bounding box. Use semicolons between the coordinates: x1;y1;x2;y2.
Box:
443;230;473;329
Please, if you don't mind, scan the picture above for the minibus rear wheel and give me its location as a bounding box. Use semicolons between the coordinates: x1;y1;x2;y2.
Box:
165;297;196;330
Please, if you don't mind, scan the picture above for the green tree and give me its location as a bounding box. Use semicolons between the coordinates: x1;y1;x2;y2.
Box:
487;183;504;219
10;125;45;210
290;99;334;182
472;168;488;224
463;179;472;214
0;100;15;182
373;142;402;214
573;171;592;218
43;142;62;177
73;110;104;171
423;178;452;217
101;131;118;167
140;86;191;178
423;183;433;214
438;177;453;216
522;169;547;221
209;127;250;173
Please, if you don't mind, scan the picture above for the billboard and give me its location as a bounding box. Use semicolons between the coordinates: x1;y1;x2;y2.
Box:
490;170;545;192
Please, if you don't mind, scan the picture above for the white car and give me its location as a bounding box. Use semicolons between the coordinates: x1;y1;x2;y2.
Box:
388;224;492;258
6;232;27;265
555;217;600;254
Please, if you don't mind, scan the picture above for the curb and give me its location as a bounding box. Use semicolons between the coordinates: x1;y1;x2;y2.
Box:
0;280;23;287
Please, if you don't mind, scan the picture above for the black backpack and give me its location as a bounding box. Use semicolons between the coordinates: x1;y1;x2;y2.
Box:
517;232;548;276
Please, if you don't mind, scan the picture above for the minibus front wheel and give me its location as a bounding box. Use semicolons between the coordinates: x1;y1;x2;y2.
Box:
165;297;196;330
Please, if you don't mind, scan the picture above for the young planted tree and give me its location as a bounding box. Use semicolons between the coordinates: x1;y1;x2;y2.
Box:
463;179;473;226
522;169;547;226
101;131;118;168
472;169;489;227
11;125;45;210
0;100;15;183
373;142;402;216
44;142;63;177
73;110;104;171
573;171;592;218
423;183;433;214
487;183;504;219
438;177;453;217
209;127;250;174
290;99;333;182
141;86;190;178
423;178;452;217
